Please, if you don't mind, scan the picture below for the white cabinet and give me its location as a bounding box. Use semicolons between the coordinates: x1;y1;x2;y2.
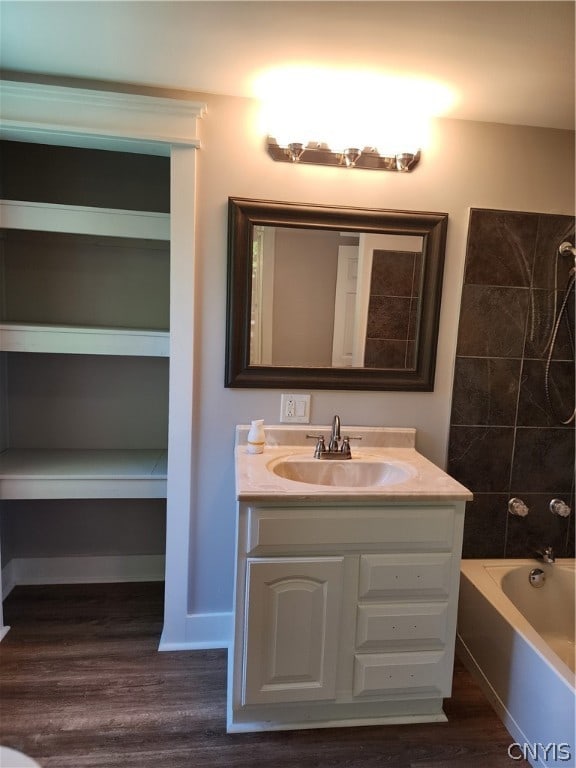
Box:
228;501;465;732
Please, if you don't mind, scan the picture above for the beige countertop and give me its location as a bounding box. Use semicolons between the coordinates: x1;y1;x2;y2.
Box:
235;425;472;503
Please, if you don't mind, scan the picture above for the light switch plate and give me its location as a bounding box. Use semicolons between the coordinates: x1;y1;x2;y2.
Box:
280;393;311;423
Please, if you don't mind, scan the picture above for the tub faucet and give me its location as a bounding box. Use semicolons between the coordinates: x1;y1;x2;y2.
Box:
534;546;555;564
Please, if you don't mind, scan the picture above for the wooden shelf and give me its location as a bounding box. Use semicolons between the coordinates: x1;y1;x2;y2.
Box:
0;323;169;357
0;449;167;499
0;200;170;240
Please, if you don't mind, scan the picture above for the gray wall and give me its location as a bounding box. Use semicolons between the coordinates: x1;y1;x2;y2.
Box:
3;230;169;329
272;228;339;366
448;208;575;558
1;500;166;559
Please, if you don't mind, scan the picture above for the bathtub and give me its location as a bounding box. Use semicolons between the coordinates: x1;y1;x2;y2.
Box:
457;559;575;768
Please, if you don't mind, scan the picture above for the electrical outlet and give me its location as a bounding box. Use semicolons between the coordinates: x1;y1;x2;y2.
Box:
280;393;311;423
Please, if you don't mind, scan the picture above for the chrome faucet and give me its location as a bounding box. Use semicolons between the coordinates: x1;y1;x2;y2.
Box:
328;415;341;452
307;415;361;460
534;546;555;564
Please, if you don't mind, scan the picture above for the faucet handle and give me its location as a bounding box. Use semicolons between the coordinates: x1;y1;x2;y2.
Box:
306;434;327;458
340;437;351;458
508;498;529;517
550;499;571;517
340;436;363;458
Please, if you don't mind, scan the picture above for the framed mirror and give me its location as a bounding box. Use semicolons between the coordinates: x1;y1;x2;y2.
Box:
225;198;448;391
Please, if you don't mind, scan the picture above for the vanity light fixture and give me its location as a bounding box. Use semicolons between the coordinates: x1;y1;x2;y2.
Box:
266;137;421;172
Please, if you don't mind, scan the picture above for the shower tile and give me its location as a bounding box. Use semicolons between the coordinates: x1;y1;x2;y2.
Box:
364;339;407;369
447;426;514;492
517;359;575;428
412;251;422;297
457;285;529;357
406;340;416;369
366;295;411;339
532;213;575;289
370;251;416;297
408;297;419;340
451;357;520;426
449;208;575;561
511;427;575;493
461;493;508;558
465;209;538;287
505;492;572;558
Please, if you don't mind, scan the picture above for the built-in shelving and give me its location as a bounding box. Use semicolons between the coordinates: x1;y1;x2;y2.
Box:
0;200;170;240
0;323;169;357
0;80;205;646
0;448;167;499
0;199;170;502
1;200;170;356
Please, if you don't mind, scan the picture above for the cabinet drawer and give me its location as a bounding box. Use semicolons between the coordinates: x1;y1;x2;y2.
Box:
246;506;455;555
358;554;452;600
356;603;448;650
353;650;447;697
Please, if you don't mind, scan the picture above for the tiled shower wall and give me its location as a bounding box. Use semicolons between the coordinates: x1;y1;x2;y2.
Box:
447;208;575;558
364;249;421;369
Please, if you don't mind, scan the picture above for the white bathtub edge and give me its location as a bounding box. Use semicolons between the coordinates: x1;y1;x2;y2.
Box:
456;634;545;768
460;559;575;691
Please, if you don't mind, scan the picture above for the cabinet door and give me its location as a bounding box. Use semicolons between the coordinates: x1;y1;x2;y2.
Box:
242;557;344;705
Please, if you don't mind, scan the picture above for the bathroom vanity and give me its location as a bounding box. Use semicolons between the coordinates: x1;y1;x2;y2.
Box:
229;425;472;732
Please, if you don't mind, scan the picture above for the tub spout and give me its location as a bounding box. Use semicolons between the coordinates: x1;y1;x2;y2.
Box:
534;546;555;564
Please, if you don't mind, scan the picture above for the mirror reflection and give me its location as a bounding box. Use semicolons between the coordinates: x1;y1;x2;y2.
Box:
225;198;448;391
250;226;423;370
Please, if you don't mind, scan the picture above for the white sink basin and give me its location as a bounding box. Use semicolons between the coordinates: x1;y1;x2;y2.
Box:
269;458;413;488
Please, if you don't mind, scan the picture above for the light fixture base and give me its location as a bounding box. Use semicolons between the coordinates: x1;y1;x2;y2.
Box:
266;138;420;172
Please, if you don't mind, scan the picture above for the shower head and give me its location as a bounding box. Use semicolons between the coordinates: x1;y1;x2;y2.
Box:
559;240;576;257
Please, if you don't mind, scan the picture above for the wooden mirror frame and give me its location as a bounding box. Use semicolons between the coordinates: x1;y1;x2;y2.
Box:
225;198;448;391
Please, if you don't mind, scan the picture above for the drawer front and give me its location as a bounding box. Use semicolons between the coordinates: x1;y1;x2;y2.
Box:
358;553;453;600
356;602;448;650
353;650;448;697
246;506;455;555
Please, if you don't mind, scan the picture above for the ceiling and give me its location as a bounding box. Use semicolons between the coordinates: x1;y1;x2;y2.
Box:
1;1;574;131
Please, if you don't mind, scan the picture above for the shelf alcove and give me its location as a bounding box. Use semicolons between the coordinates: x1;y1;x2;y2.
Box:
0;80;206;644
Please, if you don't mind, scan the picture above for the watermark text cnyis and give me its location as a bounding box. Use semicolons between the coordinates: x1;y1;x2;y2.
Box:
508;742;573;762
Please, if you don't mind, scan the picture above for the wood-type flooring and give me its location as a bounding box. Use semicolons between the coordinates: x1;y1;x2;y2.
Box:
0;582;528;768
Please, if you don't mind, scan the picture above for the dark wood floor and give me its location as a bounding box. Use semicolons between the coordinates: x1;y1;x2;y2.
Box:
0;582;528;768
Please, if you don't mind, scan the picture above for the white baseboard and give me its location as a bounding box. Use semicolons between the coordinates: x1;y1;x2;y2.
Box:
2;558;18;598
159;611;233;651
1;554;165;599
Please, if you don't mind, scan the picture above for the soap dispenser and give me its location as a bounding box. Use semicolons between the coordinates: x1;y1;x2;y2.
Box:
246;419;265;454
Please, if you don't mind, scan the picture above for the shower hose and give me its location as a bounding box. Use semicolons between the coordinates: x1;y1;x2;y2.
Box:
544;262;575;425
